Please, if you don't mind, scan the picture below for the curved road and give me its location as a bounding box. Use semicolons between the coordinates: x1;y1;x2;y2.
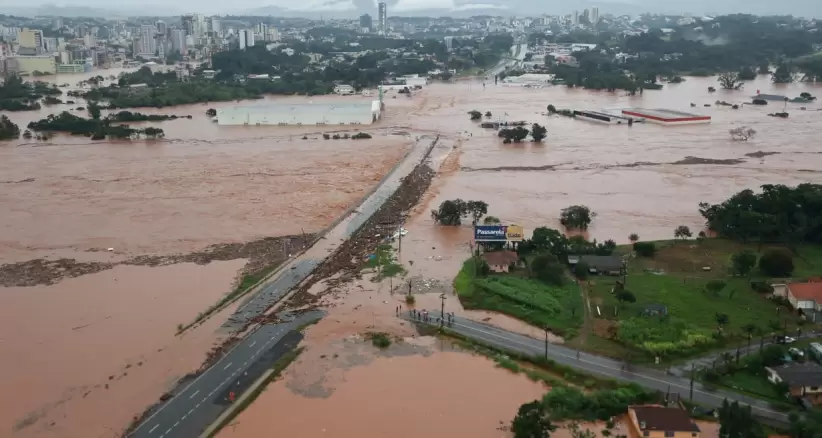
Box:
406;311;791;427
128;135;439;438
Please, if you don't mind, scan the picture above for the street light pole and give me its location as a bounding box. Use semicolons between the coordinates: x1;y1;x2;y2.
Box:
440;293;446;329
689;364;696;402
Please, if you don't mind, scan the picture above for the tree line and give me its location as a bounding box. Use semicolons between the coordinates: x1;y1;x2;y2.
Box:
27;106;165;140
0;75;62;111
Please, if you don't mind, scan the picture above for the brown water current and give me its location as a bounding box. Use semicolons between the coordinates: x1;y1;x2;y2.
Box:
3;70;822;436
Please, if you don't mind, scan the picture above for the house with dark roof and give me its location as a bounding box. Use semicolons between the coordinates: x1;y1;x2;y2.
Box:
569;255;624;275
766;362;822;405
628;405;700;438
481;251;520;273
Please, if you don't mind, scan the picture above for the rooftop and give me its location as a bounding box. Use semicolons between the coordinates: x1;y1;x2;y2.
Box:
630;405;700;433
482;251;519;267
769;363;822;387
577;255;624;271
788;282;822;303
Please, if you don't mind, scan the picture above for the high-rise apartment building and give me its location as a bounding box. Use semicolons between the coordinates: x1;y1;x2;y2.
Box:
359;14;372;31
156;20;168;36
18;28;43;53
181;14;196;37
209;17;221;36
170;28;187;55
591;7;600;24
136;24;156;56
378;2;387;34
255;23;268;40
237;29;255;50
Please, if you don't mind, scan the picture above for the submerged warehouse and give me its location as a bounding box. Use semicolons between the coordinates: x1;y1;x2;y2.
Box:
216;100;382;126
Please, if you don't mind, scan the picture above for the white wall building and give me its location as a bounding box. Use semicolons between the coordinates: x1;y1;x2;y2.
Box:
216;101;381;126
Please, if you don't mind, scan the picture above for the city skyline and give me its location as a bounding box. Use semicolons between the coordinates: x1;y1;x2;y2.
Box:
1;0;822;18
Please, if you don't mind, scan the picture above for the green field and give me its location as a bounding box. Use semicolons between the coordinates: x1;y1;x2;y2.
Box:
582;239;815;360
455;258;583;337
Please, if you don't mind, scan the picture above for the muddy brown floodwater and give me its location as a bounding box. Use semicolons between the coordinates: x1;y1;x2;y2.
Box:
3;70;821;437
216;337;547;438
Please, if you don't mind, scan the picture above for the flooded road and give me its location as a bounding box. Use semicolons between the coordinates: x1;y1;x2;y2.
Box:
3;69;820;436
216;337;546;438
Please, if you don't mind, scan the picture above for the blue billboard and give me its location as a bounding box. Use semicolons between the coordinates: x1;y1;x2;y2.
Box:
474;225;507;242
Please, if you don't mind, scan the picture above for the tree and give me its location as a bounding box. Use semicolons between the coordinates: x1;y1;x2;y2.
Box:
560;205;595;230
485;111;492;118
696;231;707;244
574;262;590;280
87;101;101;120
0;115;21;140
705;280;726;297
206;108;217;117
633;242;656;257
531;123;547;142
758;62;770;75
530;254;565;286
718;399;765;438
615;289;636;308
772;64;795;83
142;127;165;139
531;227;569;260
759;249;794;277
629;233;639;243
715;313;730;332
468;110;482;120
546;104;557;114
674;225;692;241
718;72;743;90
483;216;501;224
738;66;757;81
431;199;466;226
511;400;556;438
466;200;489;224
731;250;757;278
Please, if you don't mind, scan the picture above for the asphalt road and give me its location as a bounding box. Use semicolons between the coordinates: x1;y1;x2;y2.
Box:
406;310;792;426
222;259;319;331
130;311;321;438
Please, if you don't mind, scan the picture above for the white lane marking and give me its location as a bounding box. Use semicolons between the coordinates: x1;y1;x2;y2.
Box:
243;361;248;366
128;326;266;434
181;415;187;421
165;429;171;436
174;422;179;427
148;424;159;434
188;390;200;399
223;362;233;370
196;403;201;408
202;397;207;402
249;341;257;348
188;409;194;416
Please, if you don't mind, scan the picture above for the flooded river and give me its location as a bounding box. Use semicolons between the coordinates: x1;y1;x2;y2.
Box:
2;69;820;436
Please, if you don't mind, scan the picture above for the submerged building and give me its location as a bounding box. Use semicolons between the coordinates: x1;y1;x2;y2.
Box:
216;101;382;126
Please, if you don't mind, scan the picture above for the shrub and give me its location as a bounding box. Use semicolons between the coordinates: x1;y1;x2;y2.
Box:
758;249;794;277
530;254;565;286
633;242;656;257
750;281;774;294
322;133;330;140
368;332;392;349
351;132;372;139
405;294;415;305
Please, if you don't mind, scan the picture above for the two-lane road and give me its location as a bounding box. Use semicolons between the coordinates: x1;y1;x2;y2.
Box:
130;311;321;438
406;311;791;427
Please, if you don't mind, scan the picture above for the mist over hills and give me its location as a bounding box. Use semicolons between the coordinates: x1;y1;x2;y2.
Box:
1;0;820;19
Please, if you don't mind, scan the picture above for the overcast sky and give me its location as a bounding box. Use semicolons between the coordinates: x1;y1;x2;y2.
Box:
0;0;819;17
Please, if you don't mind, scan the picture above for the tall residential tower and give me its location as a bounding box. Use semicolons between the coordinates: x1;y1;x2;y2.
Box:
378;2;387;35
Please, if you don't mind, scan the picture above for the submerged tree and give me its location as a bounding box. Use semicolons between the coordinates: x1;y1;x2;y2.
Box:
718;72;744;90
531;123;547;142
511;400;556;438
560;205;595;230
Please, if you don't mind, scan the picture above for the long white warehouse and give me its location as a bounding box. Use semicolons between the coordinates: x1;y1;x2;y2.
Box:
216;101;381;126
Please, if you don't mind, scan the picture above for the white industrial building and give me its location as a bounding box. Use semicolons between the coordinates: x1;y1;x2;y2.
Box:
216;101;381;126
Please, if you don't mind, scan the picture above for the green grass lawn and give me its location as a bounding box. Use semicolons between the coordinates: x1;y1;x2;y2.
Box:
584;239;816;361
455;258;583;337
718;370;786;401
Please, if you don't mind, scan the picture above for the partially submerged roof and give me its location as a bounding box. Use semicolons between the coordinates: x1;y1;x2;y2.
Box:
630;405;700;433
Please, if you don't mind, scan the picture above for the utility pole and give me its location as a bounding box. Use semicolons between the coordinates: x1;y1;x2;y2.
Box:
439;293;446;329
689;364;696;402
397;216;402;262
544;327;549;359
